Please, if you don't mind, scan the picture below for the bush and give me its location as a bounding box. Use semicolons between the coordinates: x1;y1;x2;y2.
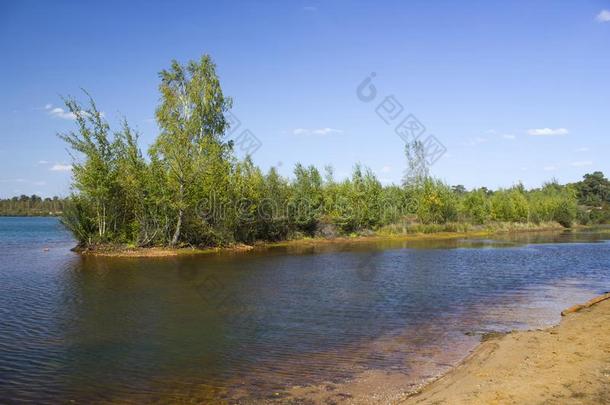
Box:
460;189;491;224
553;200;576;228
413;179;458;224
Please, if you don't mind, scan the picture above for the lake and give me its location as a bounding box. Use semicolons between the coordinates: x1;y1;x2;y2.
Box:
0;217;609;403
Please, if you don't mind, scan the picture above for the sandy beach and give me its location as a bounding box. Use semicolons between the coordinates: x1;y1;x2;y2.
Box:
278;293;610;404
403;293;610;404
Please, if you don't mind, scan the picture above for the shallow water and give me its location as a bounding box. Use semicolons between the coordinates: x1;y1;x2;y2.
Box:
0;217;609;403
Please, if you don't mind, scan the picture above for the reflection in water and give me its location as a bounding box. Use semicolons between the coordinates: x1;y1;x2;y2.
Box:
0;218;609;403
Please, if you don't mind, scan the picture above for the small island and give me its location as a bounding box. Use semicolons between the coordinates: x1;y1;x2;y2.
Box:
53;56;609;256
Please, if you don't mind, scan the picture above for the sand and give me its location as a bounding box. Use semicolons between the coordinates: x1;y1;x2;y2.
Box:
271;294;610;404
107;294;610;404
403;294;610;405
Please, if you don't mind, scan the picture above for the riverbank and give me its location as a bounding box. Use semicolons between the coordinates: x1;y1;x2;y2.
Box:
403;293;610;404
74;243;255;257
76;222;568;257
275;292;610;404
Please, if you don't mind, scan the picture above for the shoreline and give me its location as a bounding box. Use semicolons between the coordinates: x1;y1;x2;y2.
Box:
72;223;610;402
402;292;610;404
280;292;610;404
75;222;569;257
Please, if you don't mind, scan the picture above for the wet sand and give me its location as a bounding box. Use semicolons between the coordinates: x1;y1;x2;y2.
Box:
403;293;610;405
275;292;610;404
80;288;610;404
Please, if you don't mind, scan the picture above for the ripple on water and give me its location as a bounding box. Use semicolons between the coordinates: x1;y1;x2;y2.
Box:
1;218;609;402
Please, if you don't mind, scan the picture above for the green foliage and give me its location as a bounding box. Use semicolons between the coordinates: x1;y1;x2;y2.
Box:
459;188;491;224
575;171;610;206
413;179;458;224
0;195;66;216
55;54;606;248
60;195;96;246
553;200;577;228
258;167;291;240
290;163;323;235
571;172;610;224
58;93;119;242
490;187;529;223
528;182;578;227
150;55;233;246
325;165;384;233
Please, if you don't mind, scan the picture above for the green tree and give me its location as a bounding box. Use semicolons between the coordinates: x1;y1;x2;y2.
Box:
452;184;467;195
414;178;458;224
460;188;491;224
150;55;233;246
576;171;610;206
259;167;291;240
59;93;117;242
402;140;430;187
112;120;158;244
0;195;66;216
290;164;323;235
55;53;602;249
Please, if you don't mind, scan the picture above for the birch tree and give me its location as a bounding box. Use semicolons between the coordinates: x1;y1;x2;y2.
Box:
150;55;232;246
402;140;430;187
59;94;116;241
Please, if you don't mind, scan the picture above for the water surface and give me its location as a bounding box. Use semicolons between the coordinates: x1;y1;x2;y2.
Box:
0;217;609;402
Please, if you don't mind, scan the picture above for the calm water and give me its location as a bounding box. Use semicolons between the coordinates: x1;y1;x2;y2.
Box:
1;217;609;403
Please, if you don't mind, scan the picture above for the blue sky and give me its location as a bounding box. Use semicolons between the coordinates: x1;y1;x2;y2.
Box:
1;0;609;197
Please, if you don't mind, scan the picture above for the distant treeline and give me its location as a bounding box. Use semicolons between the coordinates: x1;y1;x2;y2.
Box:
0;195;66;217
56;55;610;248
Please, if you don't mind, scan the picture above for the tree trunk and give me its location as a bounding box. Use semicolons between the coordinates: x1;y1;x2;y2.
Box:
171;182;185;246
171;208;183;246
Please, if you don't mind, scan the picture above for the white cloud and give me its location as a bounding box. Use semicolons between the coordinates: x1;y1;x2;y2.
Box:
50;164;73;172
37;160;50;165
467;136;487;146
501;134;516;140
527;128;568;136
596;9;610;22
575;147;589;152
380;165;392;173
570;161;593;167
292;128;309;135
293;127;343;136
313;127;343;135
543;165;559;171
44;103;102;120
0;178;46;186
46;105;77;120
